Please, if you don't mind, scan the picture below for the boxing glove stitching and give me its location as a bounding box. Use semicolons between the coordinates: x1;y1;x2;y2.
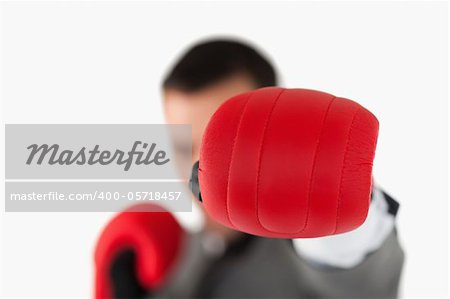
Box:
255;88;286;233
333;105;363;234
299;96;337;234
256;90;336;235
225;91;255;229
255;92;337;235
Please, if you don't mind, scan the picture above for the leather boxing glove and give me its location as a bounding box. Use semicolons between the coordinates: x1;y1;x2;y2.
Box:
191;87;379;238
94;204;184;298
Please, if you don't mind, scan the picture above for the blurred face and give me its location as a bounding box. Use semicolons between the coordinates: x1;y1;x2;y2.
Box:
164;73;257;239
163;73;257;163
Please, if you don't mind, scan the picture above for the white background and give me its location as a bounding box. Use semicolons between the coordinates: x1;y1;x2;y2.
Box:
0;1;448;298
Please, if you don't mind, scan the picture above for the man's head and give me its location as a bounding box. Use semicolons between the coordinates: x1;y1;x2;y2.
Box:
163;39;277;162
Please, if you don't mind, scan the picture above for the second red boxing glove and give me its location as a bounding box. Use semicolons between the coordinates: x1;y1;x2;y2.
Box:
94;204;184;298
194;87;379;238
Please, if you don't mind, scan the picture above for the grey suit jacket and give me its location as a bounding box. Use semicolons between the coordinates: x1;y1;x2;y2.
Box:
157;189;404;299
159;228;404;299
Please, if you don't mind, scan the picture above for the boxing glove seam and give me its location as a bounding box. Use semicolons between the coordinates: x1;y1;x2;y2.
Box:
226;91;255;229
255;93;337;235
255;88;287;233
300;95;337;234
333;105;363;234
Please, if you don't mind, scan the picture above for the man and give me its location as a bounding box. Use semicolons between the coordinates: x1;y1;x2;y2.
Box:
162;39;404;298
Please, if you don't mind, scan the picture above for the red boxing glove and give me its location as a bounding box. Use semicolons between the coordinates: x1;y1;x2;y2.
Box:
94;204;184;298
198;87;379;238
